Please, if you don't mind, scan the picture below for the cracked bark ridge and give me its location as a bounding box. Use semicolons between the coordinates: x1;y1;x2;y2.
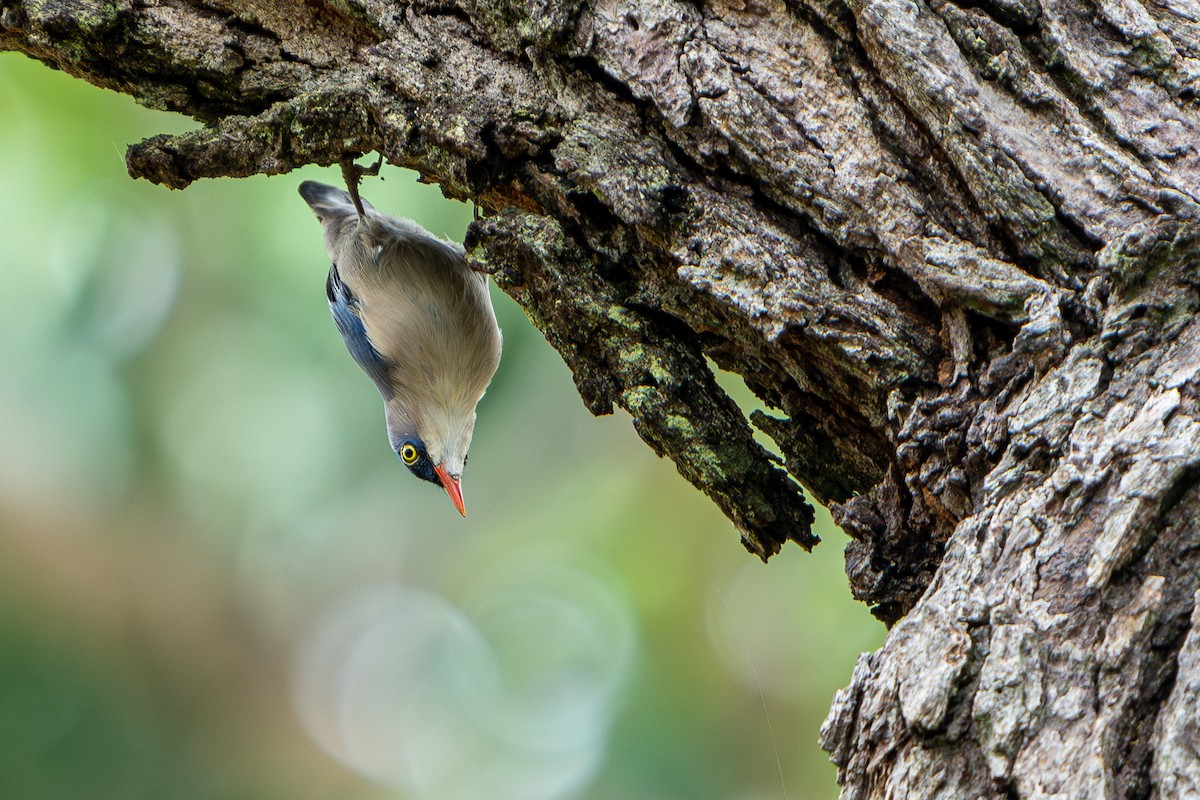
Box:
7;0;1200;795
823;304;1200;798
467;210;817;557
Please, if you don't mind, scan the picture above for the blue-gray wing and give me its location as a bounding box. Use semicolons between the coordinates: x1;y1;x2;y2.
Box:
326;265;393;395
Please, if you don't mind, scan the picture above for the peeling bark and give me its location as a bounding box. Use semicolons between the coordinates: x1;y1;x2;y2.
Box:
5;0;1200;795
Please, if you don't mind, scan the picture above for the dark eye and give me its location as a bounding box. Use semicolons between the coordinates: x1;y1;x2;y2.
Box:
400;443;419;465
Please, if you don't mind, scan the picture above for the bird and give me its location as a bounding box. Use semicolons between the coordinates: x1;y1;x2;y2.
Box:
298;172;502;517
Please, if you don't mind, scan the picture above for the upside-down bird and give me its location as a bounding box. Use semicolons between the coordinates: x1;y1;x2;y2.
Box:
299;176;502;517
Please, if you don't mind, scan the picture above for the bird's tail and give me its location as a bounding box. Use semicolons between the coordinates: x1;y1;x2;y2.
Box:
298;181;375;220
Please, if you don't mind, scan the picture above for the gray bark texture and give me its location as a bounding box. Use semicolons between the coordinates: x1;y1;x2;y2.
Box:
4;0;1200;796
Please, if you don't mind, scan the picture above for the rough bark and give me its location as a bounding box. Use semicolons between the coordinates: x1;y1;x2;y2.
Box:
4;0;1200;796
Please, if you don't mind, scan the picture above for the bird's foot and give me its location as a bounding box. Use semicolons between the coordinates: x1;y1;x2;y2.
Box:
341;154;384;218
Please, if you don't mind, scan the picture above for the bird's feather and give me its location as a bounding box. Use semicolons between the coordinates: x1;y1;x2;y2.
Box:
326;265;393;395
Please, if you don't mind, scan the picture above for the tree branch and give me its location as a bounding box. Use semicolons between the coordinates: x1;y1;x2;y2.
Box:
8;0;1200;793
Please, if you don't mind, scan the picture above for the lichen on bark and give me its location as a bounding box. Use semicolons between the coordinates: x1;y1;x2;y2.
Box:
467;209;817;556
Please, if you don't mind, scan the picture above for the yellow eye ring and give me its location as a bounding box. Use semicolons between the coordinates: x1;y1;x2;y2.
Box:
400;444;419;465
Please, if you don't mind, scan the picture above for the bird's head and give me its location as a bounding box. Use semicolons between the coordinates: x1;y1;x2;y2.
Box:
387;400;477;517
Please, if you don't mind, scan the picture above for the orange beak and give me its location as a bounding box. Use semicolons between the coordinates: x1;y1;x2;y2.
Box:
433;464;467;517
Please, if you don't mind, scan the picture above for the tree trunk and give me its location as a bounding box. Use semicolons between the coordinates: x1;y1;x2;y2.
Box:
4;0;1199;795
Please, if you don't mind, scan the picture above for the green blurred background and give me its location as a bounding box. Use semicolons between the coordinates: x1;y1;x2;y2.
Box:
0;53;883;800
